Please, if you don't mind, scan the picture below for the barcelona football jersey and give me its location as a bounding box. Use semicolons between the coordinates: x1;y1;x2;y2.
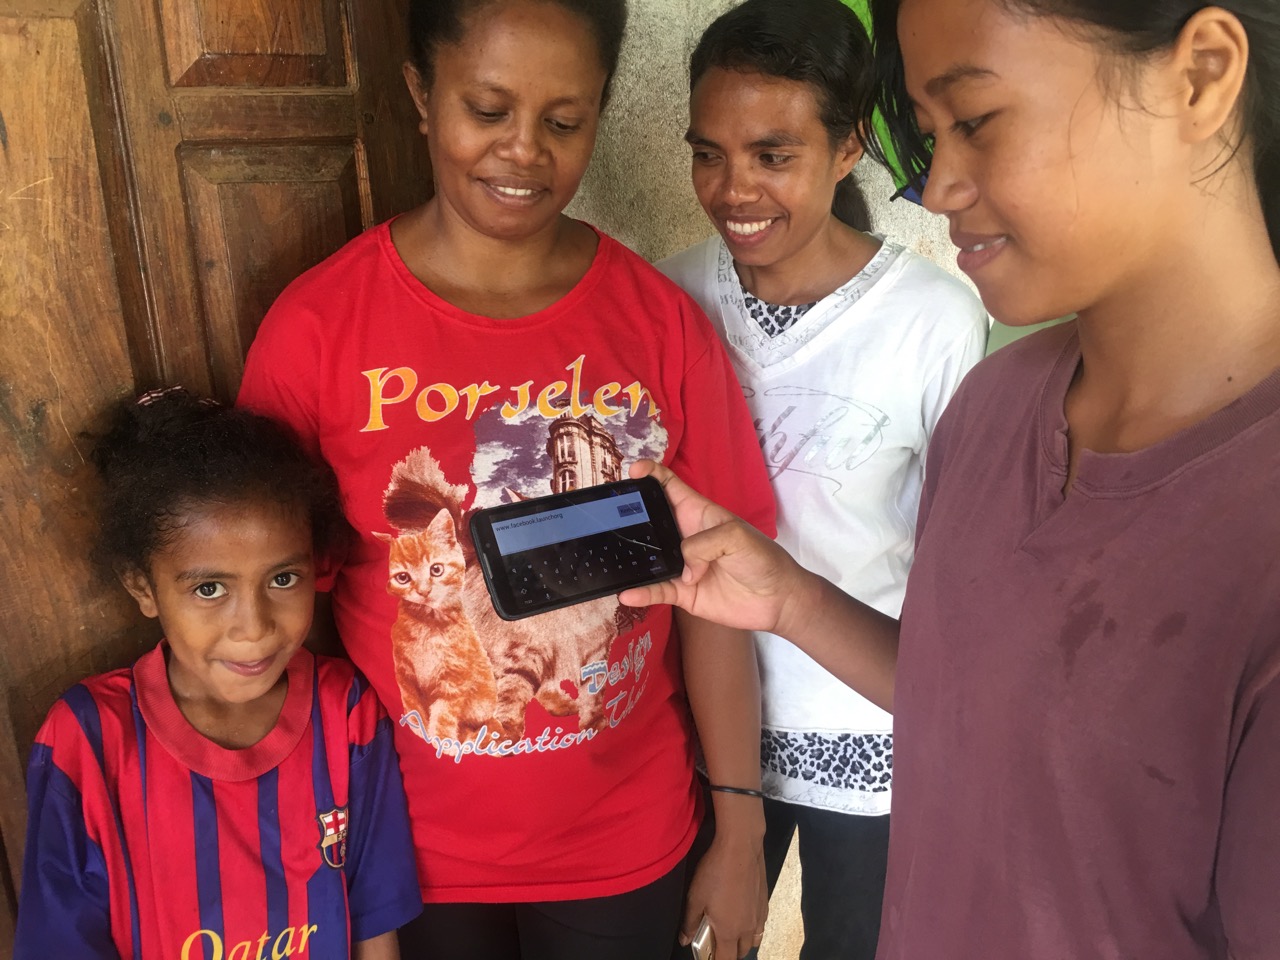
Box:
14;645;422;959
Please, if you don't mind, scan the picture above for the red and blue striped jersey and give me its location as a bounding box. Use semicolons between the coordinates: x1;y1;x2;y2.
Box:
14;645;422;960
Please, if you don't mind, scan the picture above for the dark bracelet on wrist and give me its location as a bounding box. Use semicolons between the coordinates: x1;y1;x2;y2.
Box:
707;783;765;799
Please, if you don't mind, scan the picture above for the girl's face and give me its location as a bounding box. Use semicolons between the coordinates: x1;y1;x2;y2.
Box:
688;68;860;271
900;0;1190;325
124;500;315;708
408;0;607;242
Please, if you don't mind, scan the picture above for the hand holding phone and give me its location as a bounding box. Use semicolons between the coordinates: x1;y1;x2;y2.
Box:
690;915;715;960
617;461;803;636
469;476;684;620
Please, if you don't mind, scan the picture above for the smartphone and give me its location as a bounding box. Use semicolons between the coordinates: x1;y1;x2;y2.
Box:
469;476;684;621
690;915;715;960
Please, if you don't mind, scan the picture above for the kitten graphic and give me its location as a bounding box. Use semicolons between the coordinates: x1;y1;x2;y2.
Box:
376;510;497;748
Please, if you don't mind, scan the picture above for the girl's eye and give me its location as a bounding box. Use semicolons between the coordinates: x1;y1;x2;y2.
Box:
194;582;227;599
429;563;445;577
470;106;505;122
271;572;300;589
952;113;995;138
547;118;582;134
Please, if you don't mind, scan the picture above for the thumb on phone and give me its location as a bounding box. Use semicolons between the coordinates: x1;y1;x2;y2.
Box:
623;463;798;635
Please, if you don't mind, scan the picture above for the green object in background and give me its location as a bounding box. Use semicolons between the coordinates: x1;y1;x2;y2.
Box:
986;318;1073;355
839;0;913;190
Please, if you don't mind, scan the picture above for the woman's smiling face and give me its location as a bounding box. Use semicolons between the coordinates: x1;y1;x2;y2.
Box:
899;0;1192;325
687;67;860;272
408;0;608;243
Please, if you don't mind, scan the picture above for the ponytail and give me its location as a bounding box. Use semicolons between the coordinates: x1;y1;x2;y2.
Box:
1260;144;1279;259
1242;39;1279;258
833;174;873;231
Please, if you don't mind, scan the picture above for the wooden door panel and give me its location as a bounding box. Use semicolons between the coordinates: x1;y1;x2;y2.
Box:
0;696;17;948
182;143;366;397
177;93;358;141
349;0;431;224
0;0;156;909
109;0;429;399
160;0;345;87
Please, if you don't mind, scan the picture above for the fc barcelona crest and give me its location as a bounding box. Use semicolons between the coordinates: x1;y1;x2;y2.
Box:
316;806;349;870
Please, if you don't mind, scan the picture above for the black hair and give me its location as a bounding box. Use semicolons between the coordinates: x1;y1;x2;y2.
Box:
89;389;350;580
407;0;628;108
867;0;1279;258
690;0;876;229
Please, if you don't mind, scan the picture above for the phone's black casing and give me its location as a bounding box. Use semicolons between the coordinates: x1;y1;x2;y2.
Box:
468;476;684;621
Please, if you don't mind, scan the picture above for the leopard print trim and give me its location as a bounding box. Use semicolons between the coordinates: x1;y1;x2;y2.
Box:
762;730;893;793
740;286;817;338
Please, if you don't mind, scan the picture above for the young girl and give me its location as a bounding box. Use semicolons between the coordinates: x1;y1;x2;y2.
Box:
626;0;1280;957
14;389;422;960
659;1;987;955
237;1;776;957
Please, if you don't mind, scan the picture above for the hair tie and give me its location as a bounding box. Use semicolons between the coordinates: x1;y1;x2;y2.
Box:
135;386;218;408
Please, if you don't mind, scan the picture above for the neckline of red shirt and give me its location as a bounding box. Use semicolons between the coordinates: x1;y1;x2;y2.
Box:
133;643;315;782
376;217;615;329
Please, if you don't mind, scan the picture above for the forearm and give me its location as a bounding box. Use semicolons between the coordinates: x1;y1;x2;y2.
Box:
619;459;899;712
353;931;400;960
778;569;900;713
676;610;766;839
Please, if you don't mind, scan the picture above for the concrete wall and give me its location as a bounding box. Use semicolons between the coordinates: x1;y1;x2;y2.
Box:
565;4;973;957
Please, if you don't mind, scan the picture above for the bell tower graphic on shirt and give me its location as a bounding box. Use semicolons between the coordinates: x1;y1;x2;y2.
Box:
546;411;622;493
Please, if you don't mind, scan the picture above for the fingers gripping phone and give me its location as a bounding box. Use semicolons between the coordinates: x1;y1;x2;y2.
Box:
691;915;715;960
469;476;684;620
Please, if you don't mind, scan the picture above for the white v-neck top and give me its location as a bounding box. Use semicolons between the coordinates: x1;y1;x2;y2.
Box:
661;236;988;813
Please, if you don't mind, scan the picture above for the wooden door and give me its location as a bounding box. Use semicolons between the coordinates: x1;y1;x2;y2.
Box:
0;0;430;948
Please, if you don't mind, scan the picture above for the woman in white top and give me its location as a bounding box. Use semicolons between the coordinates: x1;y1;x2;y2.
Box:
660;0;987;955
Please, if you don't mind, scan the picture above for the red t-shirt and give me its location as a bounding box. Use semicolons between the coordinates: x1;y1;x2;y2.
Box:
884;322;1280;959
239;222;775;903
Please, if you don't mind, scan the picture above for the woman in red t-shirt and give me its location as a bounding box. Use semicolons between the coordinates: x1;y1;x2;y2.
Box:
238;2;776;959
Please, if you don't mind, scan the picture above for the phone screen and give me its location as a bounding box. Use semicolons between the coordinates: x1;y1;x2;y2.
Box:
470;477;683;620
